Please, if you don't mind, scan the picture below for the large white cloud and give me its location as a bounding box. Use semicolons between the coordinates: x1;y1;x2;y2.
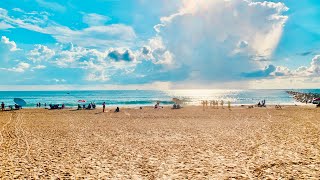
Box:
152;0;288;82
26;43;140;82
28;44;55;62
0;36;20;63
244;54;320;87
0;8;136;48
1;36;19;51
0;62;30;72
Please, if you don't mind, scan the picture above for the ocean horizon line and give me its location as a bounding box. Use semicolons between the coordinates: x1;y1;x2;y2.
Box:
0;88;319;92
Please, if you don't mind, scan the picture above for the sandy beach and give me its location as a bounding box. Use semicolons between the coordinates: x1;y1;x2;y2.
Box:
0;106;319;179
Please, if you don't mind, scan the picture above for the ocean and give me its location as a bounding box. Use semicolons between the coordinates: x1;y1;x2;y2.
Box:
0;89;319;108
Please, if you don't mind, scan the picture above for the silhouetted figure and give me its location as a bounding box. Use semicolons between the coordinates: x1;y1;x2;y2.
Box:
1;102;4;111
102;102;106;112
115;107;120;112
14;104;20;110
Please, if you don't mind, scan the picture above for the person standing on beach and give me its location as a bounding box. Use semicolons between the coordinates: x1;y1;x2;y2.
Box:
102;102;106;112
1;102;4;111
202;101;205;111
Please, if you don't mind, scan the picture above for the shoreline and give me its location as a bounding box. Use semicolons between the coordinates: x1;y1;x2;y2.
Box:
4;103;319;111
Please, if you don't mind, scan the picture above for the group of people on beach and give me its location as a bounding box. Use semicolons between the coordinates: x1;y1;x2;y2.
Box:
78;102;96;110
202;100;231;110
1;102;22;111
36;102;47;108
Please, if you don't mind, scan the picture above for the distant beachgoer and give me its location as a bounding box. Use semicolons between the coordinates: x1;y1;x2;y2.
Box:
228;101;231;110
36;103;39;108
83;104;85;109
45;103;47;108
78;104;81;110
155;102;160;109
115;107;120;112
1;102;5;111
140;107;142;109
221;100;224;108
39;102;41;107
173;104;177;109
201;101;205;110
62;104;65;109
102;102;106;112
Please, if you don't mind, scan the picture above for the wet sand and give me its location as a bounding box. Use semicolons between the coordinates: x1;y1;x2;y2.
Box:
0;106;319;179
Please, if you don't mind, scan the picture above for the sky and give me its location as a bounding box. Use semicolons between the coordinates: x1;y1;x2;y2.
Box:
0;0;320;90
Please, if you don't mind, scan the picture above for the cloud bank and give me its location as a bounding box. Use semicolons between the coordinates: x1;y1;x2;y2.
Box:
2;0;319;89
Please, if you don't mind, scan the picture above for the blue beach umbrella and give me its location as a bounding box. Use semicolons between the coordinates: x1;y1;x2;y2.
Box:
14;98;27;107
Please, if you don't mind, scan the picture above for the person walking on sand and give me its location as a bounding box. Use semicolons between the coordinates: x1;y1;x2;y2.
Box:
102;102;106;112
202;100;205;111
1;102;4;111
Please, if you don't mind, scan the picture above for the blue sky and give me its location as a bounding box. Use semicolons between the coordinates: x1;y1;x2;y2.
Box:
0;0;320;90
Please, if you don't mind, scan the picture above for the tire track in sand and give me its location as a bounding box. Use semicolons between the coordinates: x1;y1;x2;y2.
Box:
1;112;31;165
0;113;13;148
16;113;31;158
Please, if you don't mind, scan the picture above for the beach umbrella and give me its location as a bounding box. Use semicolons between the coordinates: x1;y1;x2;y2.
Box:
78;100;86;103
14;98;27;107
172;98;183;104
